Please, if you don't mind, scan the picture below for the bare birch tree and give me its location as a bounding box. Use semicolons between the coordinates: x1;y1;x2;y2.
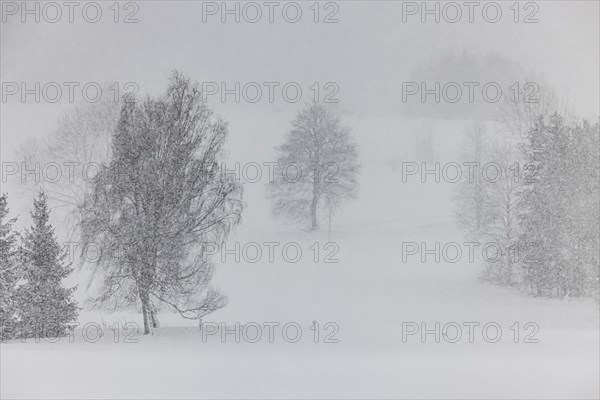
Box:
79;72;244;334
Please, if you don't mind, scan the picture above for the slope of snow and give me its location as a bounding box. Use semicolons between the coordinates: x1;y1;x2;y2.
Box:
2;113;598;399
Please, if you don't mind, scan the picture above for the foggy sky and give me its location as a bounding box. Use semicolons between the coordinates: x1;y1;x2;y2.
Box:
1;0;599;212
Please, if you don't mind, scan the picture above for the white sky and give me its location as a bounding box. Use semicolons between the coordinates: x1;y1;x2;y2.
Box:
1;0;599;201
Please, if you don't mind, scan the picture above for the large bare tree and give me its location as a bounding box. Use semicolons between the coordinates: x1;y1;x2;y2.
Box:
267;103;359;231
79;72;244;334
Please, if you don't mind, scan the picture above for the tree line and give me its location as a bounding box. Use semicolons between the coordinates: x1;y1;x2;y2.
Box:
2;71;360;337
456;96;599;299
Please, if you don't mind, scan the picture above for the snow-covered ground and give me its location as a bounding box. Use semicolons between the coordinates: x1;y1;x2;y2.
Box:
2;113;598;399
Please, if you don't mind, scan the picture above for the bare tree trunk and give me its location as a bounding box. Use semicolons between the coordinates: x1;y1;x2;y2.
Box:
310;181;319;231
328;204;332;242
310;202;318;230
150;304;160;328
139;290;151;335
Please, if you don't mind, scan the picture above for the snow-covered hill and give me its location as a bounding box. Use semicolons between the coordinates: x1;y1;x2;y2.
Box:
2;113;598;399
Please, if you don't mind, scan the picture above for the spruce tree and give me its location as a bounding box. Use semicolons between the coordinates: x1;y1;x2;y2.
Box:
18;192;78;338
0;194;19;341
519;115;599;297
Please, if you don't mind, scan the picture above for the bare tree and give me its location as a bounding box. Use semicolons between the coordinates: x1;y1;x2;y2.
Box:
455;121;491;239
456;122;524;286
267;103;360;231
16;97;120;232
79;72;244;334
480;140;523;286
494;80;565;142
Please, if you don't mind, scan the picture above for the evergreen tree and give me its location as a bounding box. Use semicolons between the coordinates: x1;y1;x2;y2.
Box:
0;194;19;341
519;115;599;297
17;192;78;338
568;120;600;298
